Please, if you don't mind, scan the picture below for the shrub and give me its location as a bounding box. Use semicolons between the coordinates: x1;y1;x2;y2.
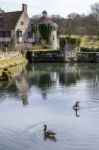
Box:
81;47;97;52
59;36;81;48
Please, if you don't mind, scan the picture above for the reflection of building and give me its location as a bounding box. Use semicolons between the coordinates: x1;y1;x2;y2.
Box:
26;63;80;88
15;76;29;105
34;11;58;49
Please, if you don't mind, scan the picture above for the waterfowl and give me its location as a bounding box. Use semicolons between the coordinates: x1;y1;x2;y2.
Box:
44;125;56;137
73;101;80;110
75;109;80;117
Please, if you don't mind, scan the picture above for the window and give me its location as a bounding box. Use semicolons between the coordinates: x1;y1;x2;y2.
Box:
5;31;11;37
16;30;22;38
0;31;3;37
4;44;8;47
21;21;24;25
28;32;33;38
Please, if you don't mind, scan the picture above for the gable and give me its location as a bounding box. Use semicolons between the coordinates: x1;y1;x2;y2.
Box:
0;11;23;31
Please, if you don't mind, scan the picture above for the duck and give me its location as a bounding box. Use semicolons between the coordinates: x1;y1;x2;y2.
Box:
73;101;80;110
44;124;56;137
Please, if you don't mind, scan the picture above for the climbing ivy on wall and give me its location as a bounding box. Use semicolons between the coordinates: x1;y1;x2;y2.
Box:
38;24;52;44
59;36;81;47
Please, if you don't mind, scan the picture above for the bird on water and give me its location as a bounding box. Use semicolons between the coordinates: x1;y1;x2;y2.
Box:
73;101;80;110
44;124;56;137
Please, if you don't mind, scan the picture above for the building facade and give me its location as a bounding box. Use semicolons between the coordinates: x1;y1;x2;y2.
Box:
34;10;58;49
0;4;58;50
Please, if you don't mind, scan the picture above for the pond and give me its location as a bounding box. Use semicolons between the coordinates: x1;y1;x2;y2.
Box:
0;63;99;150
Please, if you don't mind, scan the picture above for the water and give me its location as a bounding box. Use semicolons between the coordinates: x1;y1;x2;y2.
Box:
0;63;99;150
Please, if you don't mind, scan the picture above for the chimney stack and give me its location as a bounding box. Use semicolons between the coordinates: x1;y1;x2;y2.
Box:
22;4;27;13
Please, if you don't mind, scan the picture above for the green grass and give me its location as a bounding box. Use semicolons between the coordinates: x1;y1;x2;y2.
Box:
81;36;99;49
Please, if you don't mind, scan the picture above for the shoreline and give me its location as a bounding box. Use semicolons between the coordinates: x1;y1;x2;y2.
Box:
0;51;27;69
26;50;99;63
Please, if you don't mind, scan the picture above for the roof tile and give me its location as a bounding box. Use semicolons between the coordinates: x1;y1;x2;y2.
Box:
0;11;22;30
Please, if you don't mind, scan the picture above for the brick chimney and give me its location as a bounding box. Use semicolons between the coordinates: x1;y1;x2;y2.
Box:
22;4;27;13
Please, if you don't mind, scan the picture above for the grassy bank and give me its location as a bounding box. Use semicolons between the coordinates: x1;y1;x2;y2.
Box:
81;36;99;49
0;51;27;69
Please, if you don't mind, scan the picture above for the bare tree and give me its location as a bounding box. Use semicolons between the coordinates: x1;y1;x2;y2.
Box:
91;3;99;22
89;3;99;36
65;13;86;36
51;15;66;35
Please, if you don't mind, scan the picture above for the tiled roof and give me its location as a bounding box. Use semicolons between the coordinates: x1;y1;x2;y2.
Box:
0;11;22;31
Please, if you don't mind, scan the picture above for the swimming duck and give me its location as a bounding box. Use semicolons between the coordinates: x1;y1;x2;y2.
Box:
44;125;56;137
73;101;80;110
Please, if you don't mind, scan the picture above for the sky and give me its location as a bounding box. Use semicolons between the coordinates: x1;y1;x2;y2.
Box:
0;0;98;17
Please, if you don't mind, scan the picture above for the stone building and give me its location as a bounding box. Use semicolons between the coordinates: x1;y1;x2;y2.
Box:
0;4;33;50
0;4;58;50
34;10;58;49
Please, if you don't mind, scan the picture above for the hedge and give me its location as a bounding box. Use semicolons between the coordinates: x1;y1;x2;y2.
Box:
59;36;81;47
81;47;99;52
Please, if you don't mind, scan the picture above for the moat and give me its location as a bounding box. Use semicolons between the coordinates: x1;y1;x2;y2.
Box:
0;63;99;150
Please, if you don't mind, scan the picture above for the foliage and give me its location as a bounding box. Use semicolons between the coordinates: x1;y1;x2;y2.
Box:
59;36;81;47
38;24;51;44
81;47;99;52
65;36;81;46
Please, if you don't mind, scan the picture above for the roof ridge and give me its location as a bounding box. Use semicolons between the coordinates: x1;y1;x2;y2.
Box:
2;10;22;14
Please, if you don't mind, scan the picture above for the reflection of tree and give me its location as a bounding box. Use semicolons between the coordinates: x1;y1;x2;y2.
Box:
0;80;12;90
26;63;81;88
0;64;28;104
59;72;80;86
38;73;53;100
26;63;65;73
38;73;52;90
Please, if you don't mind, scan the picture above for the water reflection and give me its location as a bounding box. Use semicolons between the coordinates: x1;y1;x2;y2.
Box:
25;63;81;100
1;63;99;103
1;63;99;150
44;135;57;142
43;124;57;142
74;109;80;117
0;64;27;104
15;76;29;106
38;73;53;100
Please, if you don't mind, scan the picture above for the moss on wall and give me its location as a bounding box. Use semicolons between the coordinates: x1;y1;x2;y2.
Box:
38;24;52;44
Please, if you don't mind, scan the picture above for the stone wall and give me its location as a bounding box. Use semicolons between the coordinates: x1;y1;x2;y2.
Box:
26;50;99;63
77;53;96;62
50;30;57;49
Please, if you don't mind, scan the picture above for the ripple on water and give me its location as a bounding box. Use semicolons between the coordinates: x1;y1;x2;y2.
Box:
0;125;59;150
1;63;99;150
